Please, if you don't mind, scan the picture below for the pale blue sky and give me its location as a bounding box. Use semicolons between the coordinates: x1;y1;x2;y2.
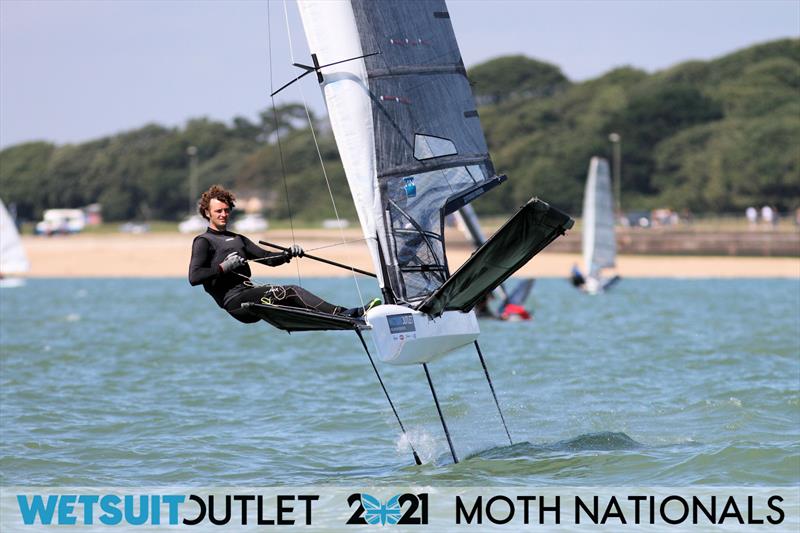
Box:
1;0;798;148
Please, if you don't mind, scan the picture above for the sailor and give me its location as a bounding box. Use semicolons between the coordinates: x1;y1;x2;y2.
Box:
189;185;374;323
569;263;586;289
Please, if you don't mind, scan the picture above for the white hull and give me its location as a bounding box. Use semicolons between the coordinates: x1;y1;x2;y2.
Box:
366;304;479;365
0;277;26;289
584;276;602;295
583;274;620;295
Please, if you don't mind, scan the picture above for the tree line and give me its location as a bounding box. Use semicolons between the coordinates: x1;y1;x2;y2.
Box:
1;38;797;223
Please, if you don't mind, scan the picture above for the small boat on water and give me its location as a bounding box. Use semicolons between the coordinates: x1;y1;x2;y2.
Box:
454;204;535;321
571;157;620;294
0;198;30;288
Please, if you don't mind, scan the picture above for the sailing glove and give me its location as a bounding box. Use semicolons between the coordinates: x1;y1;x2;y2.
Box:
219;252;246;273
288;244;304;258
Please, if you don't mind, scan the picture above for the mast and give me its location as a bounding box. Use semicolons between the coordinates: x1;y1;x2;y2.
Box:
296;0;387;290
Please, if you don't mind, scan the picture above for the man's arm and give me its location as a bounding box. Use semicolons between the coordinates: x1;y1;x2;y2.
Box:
188;236;219;285
242;236;292;267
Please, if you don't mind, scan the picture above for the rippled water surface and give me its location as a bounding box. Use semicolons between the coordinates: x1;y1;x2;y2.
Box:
1;277;798;487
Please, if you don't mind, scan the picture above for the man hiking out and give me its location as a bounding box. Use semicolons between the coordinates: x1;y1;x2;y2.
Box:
189;185;377;324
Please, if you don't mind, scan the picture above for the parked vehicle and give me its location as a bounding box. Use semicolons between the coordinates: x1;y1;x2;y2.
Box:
178;215;207;234
35;209;86;235
233;213;268;233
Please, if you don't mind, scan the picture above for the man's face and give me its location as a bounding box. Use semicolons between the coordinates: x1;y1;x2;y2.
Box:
207;198;231;231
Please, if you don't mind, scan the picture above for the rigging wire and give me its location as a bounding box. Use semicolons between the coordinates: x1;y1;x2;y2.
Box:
281;0;366;308
302;237;369;254
267;1;302;286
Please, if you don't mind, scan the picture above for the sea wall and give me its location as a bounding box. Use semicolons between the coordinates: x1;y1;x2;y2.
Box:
537;228;800;257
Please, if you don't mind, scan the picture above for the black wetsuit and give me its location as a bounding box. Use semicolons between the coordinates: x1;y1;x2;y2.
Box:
570;265;586;288
188;227;346;323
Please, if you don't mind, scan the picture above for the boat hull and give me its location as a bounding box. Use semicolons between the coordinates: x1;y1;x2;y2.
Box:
366;304;479;365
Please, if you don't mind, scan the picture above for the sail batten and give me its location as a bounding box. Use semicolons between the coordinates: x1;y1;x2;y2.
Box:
368;65;467;78
377;156;491;179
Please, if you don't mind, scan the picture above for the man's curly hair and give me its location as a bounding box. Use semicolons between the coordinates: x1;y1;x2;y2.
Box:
198;185;236;220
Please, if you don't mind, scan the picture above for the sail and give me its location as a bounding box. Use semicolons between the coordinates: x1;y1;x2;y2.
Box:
582;157;616;276
298;0;502;305
0;199;30;274
419;198;572;316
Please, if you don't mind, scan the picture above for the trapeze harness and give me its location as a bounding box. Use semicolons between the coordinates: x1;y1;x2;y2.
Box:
188;227;347;323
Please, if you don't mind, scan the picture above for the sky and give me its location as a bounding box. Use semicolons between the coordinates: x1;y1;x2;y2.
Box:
1;0;798;149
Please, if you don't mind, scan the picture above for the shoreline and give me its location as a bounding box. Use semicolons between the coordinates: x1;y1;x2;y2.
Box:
17;232;800;279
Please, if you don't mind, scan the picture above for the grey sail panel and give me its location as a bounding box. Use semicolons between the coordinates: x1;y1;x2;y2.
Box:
352;0;491;177
417;199;574;317
350;0;497;304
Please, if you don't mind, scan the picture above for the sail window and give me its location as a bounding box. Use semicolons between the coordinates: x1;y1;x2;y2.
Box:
385;165;489;302
414;134;457;161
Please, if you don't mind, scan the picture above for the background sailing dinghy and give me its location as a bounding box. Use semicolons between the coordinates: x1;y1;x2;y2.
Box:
0;198;30;288
248;0;573;464
453;204;536;321
578;157;621;294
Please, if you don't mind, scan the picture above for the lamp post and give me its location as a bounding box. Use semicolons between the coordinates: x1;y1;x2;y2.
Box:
187;146;198;213
608;133;621;216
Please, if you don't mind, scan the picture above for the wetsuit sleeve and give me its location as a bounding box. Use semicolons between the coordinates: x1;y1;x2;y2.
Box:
241;236;291;267
188;236;219;285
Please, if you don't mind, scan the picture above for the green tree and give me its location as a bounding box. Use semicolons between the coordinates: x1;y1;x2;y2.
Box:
468;55;570;105
0;141;56;220
607;83;723;195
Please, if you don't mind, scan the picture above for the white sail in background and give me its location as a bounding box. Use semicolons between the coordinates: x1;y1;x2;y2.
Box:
582;157;616;278
0;198;30;275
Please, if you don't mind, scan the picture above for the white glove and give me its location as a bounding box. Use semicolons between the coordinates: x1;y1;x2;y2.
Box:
287;244;304;258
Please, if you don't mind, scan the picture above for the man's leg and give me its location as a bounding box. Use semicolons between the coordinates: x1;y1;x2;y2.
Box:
267;285;345;314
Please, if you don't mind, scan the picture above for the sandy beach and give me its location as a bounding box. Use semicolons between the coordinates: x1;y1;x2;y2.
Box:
18;230;800;279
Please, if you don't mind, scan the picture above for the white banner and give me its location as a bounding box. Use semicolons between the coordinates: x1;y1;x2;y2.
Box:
2;486;797;532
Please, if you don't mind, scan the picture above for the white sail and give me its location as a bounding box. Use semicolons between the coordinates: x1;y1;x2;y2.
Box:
297;0;500;305
295;0;572;363
296;0;386;288
0;199;30;274
296;0;503;363
582;157;616;277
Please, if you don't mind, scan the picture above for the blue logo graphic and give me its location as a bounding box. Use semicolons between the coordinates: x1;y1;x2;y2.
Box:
403;176;417;198
361;493;401;526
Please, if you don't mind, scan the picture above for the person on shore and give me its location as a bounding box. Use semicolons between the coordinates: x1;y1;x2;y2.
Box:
745;206;757;228
761;205;775;228
188;185;377;324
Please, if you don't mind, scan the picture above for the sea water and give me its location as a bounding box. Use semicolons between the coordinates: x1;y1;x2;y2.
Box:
1;277;797;490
